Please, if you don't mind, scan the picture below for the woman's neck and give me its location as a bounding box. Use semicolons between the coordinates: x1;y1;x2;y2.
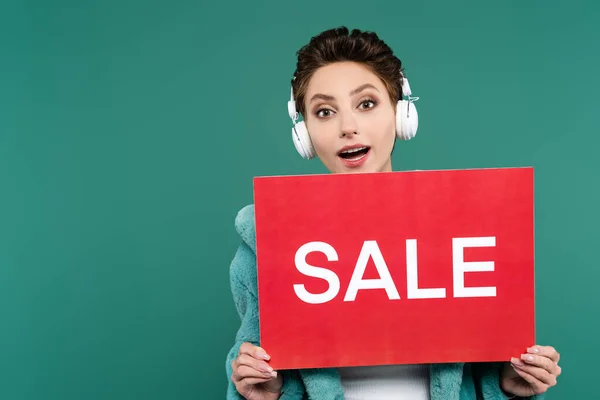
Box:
381;158;393;172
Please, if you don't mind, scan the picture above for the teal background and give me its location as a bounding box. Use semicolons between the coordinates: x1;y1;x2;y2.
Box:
1;0;598;398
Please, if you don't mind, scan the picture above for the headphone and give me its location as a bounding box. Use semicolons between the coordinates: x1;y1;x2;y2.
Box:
287;72;420;159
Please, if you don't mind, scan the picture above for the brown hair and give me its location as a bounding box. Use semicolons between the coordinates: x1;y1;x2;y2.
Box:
291;26;405;117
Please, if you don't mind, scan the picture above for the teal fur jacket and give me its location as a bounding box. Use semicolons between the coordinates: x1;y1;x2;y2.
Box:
225;204;542;400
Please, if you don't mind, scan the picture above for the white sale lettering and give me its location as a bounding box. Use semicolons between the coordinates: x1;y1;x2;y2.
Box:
406;239;446;299
344;240;400;301
452;237;497;297
293;237;497;304
293;241;341;304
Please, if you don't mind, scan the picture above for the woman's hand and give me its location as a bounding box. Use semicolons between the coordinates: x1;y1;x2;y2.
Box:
231;342;283;400
500;345;561;397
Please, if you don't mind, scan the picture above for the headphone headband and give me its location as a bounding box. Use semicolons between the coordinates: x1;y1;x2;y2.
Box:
287;86;298;121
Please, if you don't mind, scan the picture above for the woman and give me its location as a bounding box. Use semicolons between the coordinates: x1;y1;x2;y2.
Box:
225;26;561;400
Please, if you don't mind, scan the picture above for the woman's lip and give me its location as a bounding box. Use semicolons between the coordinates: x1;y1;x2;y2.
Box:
337;144;370;156
339;148;370;168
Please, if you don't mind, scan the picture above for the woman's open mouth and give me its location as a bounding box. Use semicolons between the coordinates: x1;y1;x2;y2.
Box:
337;145;371;168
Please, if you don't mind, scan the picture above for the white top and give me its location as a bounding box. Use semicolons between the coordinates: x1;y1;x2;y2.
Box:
338;364;430;400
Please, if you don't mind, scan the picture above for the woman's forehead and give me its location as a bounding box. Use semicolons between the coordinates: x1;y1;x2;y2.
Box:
306;62;384;96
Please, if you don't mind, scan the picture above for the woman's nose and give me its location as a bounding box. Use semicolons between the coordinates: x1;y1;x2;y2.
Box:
339;113;359;138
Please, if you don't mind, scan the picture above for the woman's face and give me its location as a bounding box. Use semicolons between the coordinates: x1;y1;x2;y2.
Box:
303;61;396;174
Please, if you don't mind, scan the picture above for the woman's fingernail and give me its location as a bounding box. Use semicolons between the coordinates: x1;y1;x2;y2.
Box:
257;351;270;360
270;371;278;377
511;357;524;366
521;353;534;362
527;347;539;354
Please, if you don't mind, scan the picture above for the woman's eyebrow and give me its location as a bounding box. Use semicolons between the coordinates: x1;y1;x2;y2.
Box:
309;93;335;103
349;83;379;96
309;83;379;104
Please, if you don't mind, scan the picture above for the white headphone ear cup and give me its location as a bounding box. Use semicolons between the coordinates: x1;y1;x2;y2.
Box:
396;100;419;140
292;121;316;159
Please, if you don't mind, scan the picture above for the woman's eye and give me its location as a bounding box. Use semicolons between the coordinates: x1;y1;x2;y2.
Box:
316;108;333;118
359;100;376;109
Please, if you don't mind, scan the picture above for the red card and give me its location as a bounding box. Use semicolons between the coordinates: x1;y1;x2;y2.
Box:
253;168;535;370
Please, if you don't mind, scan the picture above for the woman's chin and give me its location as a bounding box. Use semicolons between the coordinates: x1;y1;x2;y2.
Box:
335;162;379;174
326;154;389;174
